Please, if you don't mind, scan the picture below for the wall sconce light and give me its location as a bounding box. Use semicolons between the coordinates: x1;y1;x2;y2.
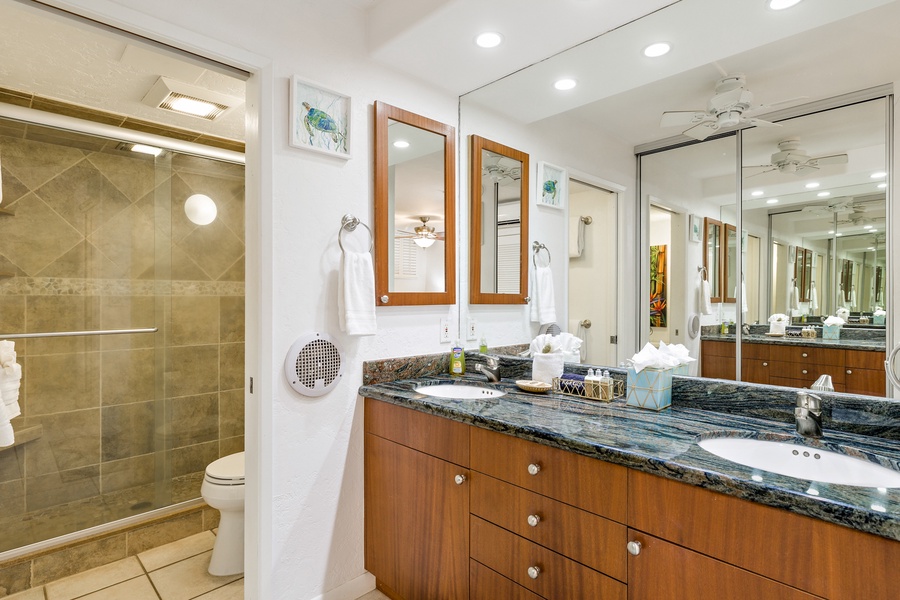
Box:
185;194;217;225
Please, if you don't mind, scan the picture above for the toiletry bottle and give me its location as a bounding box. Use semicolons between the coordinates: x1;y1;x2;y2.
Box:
601;369;614;399
479;336;488;354
450;340;465;375
585;368;600;398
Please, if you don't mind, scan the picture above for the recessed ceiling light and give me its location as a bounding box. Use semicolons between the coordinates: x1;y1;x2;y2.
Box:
554;78;577;91
871;229;878;233
130;144;163;156
475;32;503;48
393;140;410;149
817;191;830;197
751;474;763;482
643;42;671;58
864;224;873;229
828;230;835;234
871;171;887;179
766;198;779;204
877;182;887;189
836;233;843;237
806;487;819;496
868;247;877;251
872;503;887;513
751;190;764;197
805;182;820;189
768;0;803;10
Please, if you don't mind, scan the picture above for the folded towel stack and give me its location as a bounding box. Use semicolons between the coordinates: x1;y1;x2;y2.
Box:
531;353;565;384
0;340;21;447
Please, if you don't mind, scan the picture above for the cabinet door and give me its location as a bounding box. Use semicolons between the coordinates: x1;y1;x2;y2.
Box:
741;358;770;385
844;367;885;395
626;531;820;600
470;561;543;600
365;433;469;600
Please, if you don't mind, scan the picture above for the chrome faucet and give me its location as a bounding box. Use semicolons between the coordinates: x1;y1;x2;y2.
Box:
475;354;501;383
795;391;823;438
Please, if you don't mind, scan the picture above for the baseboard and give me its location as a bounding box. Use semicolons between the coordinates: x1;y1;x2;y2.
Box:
310;572;376;600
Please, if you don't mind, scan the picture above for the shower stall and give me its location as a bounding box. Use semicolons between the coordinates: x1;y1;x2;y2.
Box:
0;113;245;555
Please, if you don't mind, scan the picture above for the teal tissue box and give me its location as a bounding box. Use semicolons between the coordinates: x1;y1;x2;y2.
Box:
823;324;841;340
874;314;886;325
626;367;673;411
672;363;690;376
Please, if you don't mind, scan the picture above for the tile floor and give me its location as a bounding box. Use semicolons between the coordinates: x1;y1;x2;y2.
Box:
6;531;392;600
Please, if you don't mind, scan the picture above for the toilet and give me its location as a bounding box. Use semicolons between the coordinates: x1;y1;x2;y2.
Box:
201;451;245;576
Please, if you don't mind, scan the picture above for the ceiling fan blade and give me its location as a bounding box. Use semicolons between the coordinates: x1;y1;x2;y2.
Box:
807;153;848;167
744;96;808;115
744;117;781;128
742;163;775;170
743;166;777;178
660;111;707;127
682;121;717;140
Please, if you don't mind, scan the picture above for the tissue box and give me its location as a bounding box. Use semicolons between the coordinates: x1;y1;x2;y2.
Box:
672;363;690;376
823;324;841;340
626;367;673;411
874;314;886;325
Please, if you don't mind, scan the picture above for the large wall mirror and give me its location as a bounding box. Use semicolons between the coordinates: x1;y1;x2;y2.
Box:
469;135;529;304
374;101;456;306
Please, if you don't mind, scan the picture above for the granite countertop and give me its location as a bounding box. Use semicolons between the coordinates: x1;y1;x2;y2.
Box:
360;376;900;541
701;332;886;351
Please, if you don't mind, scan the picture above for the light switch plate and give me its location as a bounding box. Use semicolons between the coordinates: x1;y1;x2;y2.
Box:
440;318;451;343
466;318;477;341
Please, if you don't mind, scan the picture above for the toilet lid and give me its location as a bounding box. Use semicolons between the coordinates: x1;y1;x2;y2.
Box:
206;452;245;482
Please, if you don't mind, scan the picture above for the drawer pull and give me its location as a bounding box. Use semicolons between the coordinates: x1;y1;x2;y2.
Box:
846;369;852;375
527;463;541;476
802;369;808;375
802;353;809;358
627;541;642;556
454;474;466;485
762;362;768;367
527;514;541;527
527;566;541;579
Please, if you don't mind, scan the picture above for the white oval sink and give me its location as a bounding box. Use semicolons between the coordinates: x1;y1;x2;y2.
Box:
698;437;900;488
414;384;506;399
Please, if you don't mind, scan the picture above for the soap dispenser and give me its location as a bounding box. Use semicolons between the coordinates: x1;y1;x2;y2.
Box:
450;340;465;375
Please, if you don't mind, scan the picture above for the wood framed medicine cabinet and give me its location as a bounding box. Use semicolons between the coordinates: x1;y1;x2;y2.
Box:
703;217;723;304
469;135;529;304
374;101;456;306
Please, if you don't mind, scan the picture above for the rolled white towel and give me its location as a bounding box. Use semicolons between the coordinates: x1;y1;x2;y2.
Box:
531;353;565;384
0;362;21;419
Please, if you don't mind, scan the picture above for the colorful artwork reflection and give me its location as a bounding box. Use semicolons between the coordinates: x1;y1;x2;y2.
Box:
650;244;668;328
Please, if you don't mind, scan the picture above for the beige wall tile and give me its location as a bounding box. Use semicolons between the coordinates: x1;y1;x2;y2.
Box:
101;348;156;406
170;296;219;346
32;534;127;586
165;345;218;398
0;445;25;482
36;161;131;237
100;454;155;493
126;511;203;556
86;151;157;204
99;296;156;351
218;343;244;392
25;297;97;355
217;256;244;282
177;219;244;281
219;436;243;458
0;295;25;335
0;479;25;515
88;203;157;279
0;560;31;596
218;389;244;439
165;394;218;449
101;401;155;461
25;465;100;512
0;137;85;191
218;297;243;343
169;440;218;478
202;507;220;531
25;353;100;415
0;193;82;276
24;409;100;476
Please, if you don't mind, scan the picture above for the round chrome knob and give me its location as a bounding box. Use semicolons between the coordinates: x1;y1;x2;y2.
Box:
527;514;541;527
524;296;531;303
762;362;768;367
802;352;808;358
802;369;808;375
454;474;466;485
627;541;642;556
527;566;541;579
527;463;541;476
380;295;389;304
846;369;852;375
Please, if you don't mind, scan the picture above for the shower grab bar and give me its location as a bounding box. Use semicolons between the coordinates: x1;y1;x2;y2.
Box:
0;327;158;339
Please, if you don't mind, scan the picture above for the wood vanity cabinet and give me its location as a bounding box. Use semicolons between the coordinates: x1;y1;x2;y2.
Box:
365;398;470;600
628;469;900;600
843;349;886;396
700;340;736;380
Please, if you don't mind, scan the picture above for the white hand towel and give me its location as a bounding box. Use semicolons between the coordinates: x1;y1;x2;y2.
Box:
850;287;857;310
700;279;712;315
338;251;377;336
568;217;585;258
529;265;557;325
741;281;748;314
790;286;800;310
809;284;818;312
531;352;565;384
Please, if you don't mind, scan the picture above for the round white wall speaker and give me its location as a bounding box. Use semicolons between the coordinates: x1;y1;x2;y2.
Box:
284;332;345;396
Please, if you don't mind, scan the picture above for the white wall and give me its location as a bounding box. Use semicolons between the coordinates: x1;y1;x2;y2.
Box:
44;1;461;599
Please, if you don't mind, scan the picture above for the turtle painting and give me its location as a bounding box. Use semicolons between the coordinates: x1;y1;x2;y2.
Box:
542;179;558;202
301;101;347;152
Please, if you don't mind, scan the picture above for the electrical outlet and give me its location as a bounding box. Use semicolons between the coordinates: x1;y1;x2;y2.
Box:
466;318;477;341
440;318;452;343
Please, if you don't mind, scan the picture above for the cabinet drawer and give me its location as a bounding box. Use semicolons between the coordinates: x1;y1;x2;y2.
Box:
628;470;900;600
365;397;469;465
845;349;885;370
470;560;543;600
741;342;769;360
702;340;734;358
775;361;845;386
767;345;844;366
470;428;627;521
470;473;627;581
471;517;626;600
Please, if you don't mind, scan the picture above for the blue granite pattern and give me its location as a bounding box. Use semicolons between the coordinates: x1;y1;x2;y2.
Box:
360;374;900;542
702;332;885;351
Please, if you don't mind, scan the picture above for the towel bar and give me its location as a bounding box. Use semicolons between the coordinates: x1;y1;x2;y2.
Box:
0;327;157;339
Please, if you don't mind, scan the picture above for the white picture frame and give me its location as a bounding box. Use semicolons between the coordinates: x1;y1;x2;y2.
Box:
289;76;351;159
537;161;567;210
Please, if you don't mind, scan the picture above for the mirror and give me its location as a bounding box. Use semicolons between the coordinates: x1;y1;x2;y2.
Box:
374;101;456;306
704;217;722;303
724;223;737;304
469;135;529;304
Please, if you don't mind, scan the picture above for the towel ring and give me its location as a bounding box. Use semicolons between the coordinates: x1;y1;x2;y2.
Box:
338;214;373;253
532;241;551;267
698;265;708;281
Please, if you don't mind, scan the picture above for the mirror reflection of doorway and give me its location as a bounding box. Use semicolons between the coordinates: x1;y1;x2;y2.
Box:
567;179;616;366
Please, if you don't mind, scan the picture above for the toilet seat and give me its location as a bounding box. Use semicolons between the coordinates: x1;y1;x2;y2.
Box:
205;452;245;485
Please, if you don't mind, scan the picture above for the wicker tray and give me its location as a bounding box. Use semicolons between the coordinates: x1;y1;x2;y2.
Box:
552;377;623;402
